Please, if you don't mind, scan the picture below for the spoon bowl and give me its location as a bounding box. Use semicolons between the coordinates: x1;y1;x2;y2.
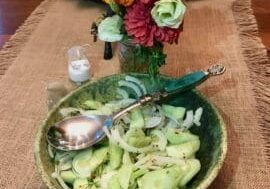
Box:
47;115;112;151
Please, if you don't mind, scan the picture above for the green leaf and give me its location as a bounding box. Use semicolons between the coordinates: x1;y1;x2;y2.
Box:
133;43;167;77
109;0;121;15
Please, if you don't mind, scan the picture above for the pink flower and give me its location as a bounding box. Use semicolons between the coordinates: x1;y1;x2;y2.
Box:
124;0;182;47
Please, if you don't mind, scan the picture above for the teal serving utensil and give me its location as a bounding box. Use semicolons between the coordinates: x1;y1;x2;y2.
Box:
47;64;225;151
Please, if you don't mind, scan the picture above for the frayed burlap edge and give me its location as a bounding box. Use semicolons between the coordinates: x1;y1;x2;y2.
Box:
232;0;270;164
0;0;54;80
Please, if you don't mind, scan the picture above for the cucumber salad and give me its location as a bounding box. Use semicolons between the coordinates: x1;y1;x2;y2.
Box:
48;76;203;189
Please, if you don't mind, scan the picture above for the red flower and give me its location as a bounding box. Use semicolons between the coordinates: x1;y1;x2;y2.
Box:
124;0;182;47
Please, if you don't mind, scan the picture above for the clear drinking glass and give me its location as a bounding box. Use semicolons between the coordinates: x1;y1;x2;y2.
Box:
67;45;91;85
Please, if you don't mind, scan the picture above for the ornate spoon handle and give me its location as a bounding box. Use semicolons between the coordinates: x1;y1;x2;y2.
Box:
164;64;225;94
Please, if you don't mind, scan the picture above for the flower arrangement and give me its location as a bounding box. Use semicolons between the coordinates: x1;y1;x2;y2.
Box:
94;0;186;76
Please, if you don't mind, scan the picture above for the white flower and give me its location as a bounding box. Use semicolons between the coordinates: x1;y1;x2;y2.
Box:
98;15;123;42
151;0;186;29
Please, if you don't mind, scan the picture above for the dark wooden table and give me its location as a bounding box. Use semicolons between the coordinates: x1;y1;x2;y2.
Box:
252;0;270;55
0;0;270;55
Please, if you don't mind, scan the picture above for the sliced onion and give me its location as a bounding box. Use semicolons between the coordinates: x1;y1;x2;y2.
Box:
183;110;194;128
135;164;161;170
48;145;55;159
151;156;187;166
116;88;129;99
136;153;146;160
167;119;181;128
118;80;142;98
144;106;165;128
193;107;203;126
52;166;72;189
110;128;153;153
102;127;115;143
125;75;147;94
151;130;167;151
145;117;163;128
115;98;136;108
59;159;72;171
121;115;131;124
134;155;152;166
100;171;117;189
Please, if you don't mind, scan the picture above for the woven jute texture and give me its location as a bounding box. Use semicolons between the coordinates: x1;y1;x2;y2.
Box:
0;0;269;188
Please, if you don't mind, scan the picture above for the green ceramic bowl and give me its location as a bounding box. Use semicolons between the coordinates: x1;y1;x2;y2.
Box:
35;74;227;189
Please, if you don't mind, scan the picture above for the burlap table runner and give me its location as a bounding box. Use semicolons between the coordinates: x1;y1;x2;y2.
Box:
0;0;269;188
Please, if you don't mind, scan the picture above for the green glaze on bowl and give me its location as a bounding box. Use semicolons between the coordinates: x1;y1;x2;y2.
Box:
34;74;227;189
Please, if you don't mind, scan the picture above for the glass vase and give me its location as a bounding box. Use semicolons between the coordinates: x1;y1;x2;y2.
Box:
118;40;148;73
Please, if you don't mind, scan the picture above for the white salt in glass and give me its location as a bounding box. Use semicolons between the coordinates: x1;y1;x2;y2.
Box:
67;45;90;85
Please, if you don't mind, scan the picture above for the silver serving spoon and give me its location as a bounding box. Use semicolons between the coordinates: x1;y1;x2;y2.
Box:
47;64;225;151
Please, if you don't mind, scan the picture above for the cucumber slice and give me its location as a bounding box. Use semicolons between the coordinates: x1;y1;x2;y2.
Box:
109;142;124;169
100;171;117;189
128;137;151;148
90;185;97;189
125;128;151;148
59;159;73;171
72;149;93;178
139;166;182;189
81;100;102;110
118;165;134;189
129;168;148;186
122;151;133;165
98;106;113;115
125;128;145;139
130;108;144;128
87;147;109;173
165;128;199;145
166;139;200;159
60;170;77;184
150;130;167;151
178;159;201;187
73;178;90;189
107;175;121;189
162;105;186;121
